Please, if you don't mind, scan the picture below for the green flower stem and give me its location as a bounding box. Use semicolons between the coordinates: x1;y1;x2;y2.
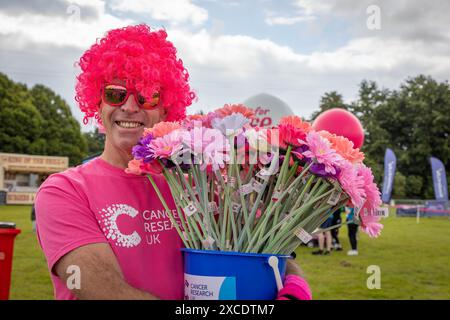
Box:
171;193;198;249
235;152;280;250
255;187;334;253
263;200;333;253
268;161;298;243
235;164;252;249
209;171;221;239
199;165;214;243
163;169;205;248
245;162;312;252
165;174;196;249
244;164;255;184
171;165;220;249
147;174;189;248
274;199;347;254
228;161;239;250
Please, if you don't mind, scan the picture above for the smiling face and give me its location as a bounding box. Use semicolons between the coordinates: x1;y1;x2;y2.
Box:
100;81;167;159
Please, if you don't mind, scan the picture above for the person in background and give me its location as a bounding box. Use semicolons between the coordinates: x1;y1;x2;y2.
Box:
31;204;36;232
346;207;359;256
312;213;333;255
331;207;343;251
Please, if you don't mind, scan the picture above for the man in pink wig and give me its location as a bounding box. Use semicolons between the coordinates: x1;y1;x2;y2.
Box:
35;24;310;300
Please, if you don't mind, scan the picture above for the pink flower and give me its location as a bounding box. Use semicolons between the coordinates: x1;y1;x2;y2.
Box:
302;131;344;175
126;159;143;175
184;127;230;170
357;164;382;214
216;103;255;119
279;116;312;132
146;121;181;138
279;124;308;149
149;130;184;159
338;162;366;208
359;209;383;238
319;130;365;164
125;159;163;175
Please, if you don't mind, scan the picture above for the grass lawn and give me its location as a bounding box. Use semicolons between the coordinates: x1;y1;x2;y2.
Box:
1;204;449;300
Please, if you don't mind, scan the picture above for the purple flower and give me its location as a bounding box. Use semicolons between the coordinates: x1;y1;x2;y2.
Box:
309;161;341;179
132;134;155;163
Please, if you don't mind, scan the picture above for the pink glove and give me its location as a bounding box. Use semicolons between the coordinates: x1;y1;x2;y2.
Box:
276;275;312;300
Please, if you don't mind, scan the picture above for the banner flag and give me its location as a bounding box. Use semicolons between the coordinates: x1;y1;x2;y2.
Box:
381;148;397;203
430;157;448;201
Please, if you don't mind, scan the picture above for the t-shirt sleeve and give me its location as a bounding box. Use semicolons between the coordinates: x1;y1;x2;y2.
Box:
35;174;108;275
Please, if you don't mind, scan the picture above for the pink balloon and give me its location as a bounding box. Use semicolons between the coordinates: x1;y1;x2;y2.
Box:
312;108;364;149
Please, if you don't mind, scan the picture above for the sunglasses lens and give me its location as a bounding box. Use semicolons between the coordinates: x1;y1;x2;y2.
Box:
140;92;161;110
104;87;127;105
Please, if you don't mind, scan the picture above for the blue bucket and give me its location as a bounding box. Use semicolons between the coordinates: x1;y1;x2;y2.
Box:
182;248;291;300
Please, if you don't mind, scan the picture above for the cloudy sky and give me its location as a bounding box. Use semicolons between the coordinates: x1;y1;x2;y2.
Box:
1;0;450;131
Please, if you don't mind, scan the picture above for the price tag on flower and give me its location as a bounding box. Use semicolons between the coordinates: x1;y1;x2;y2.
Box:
294;227;313;244
227;176;236;188
272;190;282;202
256;168;274;181
208;201;218;214
239;183;253;195
231;202;242;215
327;190;341;206
250;178;264;193
201;236;215;249
183;202;198;217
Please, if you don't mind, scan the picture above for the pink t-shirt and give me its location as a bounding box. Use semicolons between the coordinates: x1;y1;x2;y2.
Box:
35;157;184;300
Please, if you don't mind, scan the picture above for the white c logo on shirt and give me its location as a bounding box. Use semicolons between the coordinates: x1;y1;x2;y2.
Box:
99;204;142;248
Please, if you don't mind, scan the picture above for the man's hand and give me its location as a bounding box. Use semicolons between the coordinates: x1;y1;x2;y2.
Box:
55;243;158;300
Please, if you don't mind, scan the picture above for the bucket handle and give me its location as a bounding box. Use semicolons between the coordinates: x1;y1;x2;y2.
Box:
268;256;284;291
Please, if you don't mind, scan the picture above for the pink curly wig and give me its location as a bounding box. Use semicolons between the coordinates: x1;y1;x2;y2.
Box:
75;24;195;124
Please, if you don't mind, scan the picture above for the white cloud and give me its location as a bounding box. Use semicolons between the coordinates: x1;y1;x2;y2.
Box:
0;0;132;48
265;15;315;26
109;0;208;26
2;0;450;129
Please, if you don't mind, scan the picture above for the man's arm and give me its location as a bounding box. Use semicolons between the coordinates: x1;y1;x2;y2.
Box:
54;243;158;300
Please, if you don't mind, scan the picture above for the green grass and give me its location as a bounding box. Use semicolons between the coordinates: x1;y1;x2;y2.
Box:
1;205;449;299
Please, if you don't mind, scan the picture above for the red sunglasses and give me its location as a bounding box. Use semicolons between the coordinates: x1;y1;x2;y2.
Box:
101;84;161;110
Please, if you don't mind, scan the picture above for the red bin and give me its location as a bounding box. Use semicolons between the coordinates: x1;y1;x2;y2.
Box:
0;222;21;300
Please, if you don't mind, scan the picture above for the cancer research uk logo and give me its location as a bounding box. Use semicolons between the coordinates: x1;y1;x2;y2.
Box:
98;204;180;248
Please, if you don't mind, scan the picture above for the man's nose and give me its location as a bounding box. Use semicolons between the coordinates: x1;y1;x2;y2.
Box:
120;94;140;113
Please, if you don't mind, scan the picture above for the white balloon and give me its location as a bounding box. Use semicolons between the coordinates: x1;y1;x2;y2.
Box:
243;93;294;128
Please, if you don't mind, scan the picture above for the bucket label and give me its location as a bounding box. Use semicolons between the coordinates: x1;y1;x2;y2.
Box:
184;273;236;300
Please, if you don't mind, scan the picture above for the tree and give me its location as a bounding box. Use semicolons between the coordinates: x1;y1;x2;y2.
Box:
310;91;347;121
0;72;88;166
0;73;44;154
314;75;450;199
83;127;105;157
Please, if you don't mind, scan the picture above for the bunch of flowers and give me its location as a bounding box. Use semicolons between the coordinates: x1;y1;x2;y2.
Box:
127;104;383;254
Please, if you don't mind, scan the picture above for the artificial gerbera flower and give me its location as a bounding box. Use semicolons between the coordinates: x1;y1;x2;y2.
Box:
279;116;312;133
149;130;184;159
212;113;249;136
301;131;344;175
146;121;182;138
132;133;154;163
216;103;255;119
338;161;366;208
319;130;364;164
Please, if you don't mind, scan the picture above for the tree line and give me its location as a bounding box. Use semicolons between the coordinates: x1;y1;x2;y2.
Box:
1;72;448;199
0;72;103;166
311;75;450;199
